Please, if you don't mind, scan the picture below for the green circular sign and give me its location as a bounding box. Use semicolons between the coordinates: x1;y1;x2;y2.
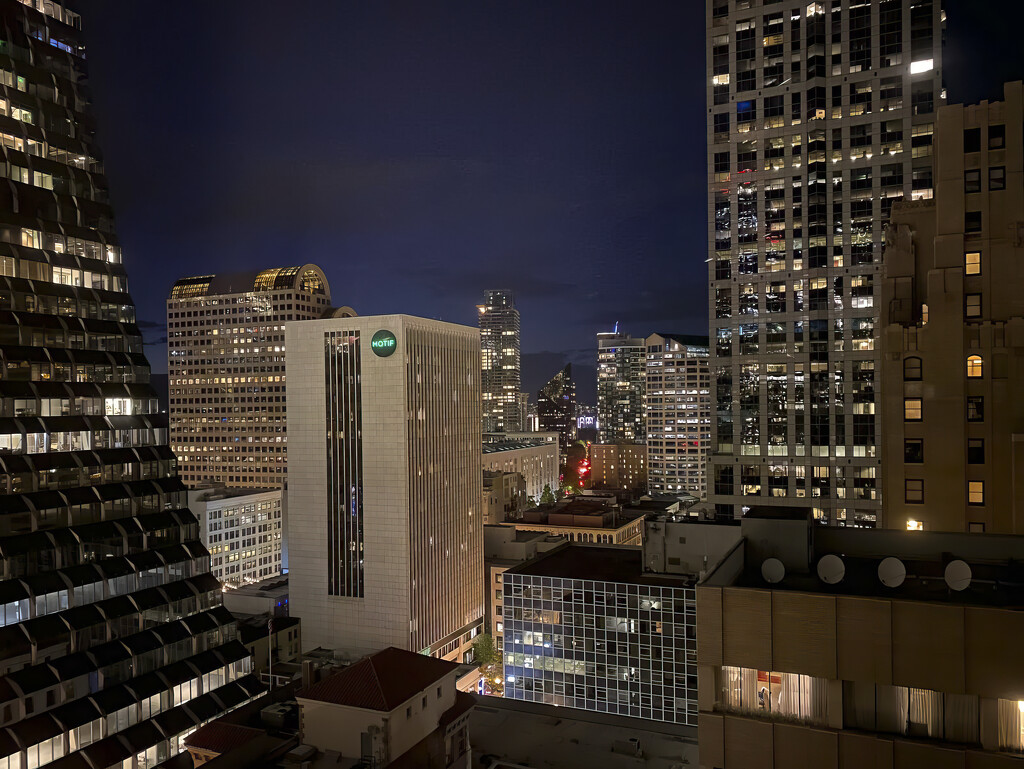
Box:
370;329;397;357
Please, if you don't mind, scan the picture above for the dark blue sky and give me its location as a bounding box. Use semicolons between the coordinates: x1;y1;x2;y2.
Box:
79;1;1024;403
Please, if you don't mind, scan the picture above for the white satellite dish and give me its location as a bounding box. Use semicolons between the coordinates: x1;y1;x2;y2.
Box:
761;558;786;584
944;560;972;591
878;557;906;588
817;554;845;584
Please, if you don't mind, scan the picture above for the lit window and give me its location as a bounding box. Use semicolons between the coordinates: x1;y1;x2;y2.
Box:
968;481;984;505
965;252;981;275
910;59;933;74
906;519;923;531
904;398;922;421
967;355;983;378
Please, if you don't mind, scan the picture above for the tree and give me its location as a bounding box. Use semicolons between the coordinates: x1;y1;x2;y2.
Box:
540;484;556;505
526;495;536;509
473;633;503;696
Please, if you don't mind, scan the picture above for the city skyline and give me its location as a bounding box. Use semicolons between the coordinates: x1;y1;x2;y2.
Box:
77;1;1024;400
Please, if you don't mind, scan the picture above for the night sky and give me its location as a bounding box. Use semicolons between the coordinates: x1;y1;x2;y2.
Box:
77;1;1024;405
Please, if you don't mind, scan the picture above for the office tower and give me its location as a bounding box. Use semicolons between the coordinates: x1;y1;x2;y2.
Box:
645;334;711;500
536;364;576;462
706;0;945;526
478;289;522;433
0;1;258;765
188;486;286;587
880;82;1024;535
287;315;483;662
596;328;646;444
697;510;1024;766
166;265;334;489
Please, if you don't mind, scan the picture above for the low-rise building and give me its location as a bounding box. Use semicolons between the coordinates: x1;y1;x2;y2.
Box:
697;509;1024;768
237;615;302;678
483;470;526;525
515;497;645;546
296;647;474;768
482;436;559;505
221;575;289;617
189;486;286;588
590;443;648;496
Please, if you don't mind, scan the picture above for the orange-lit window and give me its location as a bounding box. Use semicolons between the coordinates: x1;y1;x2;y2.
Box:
967;355;983;378
968;481;984;505
965;252;981;275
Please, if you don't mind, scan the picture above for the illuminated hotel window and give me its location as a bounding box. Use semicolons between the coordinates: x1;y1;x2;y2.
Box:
967;355;983;378
965;252;981;275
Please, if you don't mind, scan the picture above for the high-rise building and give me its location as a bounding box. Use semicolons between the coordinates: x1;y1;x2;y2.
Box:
596;328;646;444
478;289;521;433
0;1;258;764
645;334;711;500
880;81;1024;535
537;364;576;462
706;0;945;526
166;265;334;489
286;315;484;662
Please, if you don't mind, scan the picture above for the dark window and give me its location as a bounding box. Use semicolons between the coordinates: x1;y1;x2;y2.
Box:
990;166;1005;190
964;169;981;193
968;522;986;533
965;211;982;233
964;127;981;153
905;479;924;504
968;439;984;464
965;293;982;318
904;439;924;464
967;396;984;422
903;357;922;381
989;124;1005;149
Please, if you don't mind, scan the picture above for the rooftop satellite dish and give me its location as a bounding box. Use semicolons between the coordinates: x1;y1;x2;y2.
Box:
944;560;972;591
761;558;785;584
817;554;846;585
878;557;906;588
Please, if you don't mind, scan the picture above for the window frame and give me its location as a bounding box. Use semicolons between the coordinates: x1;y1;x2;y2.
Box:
967;355;983;378
989;166;1005;191
904;398;923;422
965;293;982;319
904;479;924;504
904;438;924;464
964;251;981;276
968;480;984;506
903;356;922;381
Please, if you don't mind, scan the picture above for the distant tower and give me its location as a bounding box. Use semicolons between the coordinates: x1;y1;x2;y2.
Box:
537;364;577;462
478;289;522;432
596;328;647;444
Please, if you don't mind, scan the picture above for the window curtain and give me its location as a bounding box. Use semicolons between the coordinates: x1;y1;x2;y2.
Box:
943;693;979;744
718;666;757;712
998;699;1024;752
908;688;943;738
876;684;910;735
843;680;876;730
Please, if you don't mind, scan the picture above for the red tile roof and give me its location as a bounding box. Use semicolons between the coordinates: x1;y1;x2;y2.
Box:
296;646;460;711
184;722;264;754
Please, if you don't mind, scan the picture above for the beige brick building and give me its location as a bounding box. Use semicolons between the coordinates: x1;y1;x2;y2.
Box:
167;264;334;488
881;82;1024;534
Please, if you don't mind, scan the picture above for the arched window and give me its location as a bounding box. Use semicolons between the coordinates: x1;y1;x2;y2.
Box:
967;355;983;378
904;357;922;381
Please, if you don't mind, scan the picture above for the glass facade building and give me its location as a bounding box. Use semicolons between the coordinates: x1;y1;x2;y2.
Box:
0;2;259;767
596;330;646;445
502;546;697;725
706;0;945;525
478;289;522;434
536;364;576;463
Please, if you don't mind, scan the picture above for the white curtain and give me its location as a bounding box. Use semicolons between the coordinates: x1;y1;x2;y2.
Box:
876;684;910;735
943;694;979;744
908;688;943;738
998;699;1024;752
718;666;757;712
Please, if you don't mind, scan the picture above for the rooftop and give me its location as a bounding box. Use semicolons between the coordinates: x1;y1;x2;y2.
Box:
191;486;279;503
295;647;459;711
482;439;554;454
169;264;329;299
507;543;694;587
650;332;710;348
184;722;265;754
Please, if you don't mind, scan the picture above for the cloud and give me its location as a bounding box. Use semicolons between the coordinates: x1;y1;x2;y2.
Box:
136;319;165;330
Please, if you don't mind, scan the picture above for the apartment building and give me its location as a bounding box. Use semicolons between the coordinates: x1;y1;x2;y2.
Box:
589;442;648;496
166;265;335;489
645;334;711;500
880;81;1024;534
706;0;945;525
287;315;484;663
481;436;558;507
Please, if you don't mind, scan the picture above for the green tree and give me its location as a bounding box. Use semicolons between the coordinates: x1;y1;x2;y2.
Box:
473;632;497;666
473;633;503;696
540;484;556;505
